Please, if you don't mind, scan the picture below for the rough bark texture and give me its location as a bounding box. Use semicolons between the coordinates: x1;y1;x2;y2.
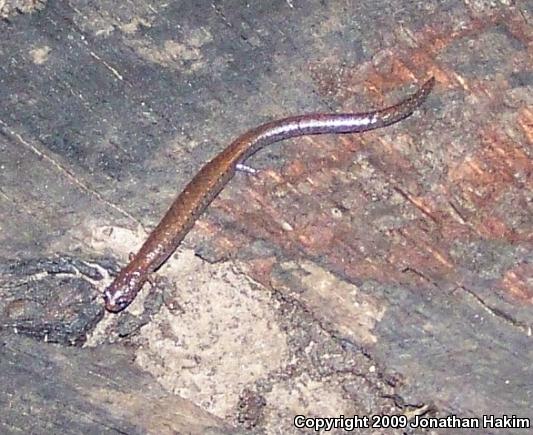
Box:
0;333;236;434
0;0;531;434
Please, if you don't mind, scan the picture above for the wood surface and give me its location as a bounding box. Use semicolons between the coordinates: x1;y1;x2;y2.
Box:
0;0;531;433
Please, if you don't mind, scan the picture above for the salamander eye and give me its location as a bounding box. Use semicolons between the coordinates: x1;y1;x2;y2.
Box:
114;297;129;310
103;289;130;312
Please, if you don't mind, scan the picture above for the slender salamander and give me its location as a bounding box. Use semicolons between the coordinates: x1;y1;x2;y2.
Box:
104;77;435;312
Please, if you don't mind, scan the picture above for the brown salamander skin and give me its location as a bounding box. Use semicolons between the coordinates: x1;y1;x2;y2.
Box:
104;78;435;312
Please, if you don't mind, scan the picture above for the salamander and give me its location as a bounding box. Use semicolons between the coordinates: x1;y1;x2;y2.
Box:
103;77;435;312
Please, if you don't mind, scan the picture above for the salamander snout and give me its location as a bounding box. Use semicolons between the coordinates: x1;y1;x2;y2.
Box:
103;269;145;313
103;287;130;312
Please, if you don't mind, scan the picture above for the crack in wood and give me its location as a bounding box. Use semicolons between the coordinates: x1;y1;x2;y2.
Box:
89;51;124;81
456;285;531;335
393;185;438;224
0;119;145;229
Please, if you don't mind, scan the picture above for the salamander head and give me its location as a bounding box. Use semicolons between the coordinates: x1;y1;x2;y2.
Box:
103;270;145;313
103;287;130;312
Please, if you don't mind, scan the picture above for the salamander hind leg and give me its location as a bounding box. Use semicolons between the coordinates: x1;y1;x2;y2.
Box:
236;163;258;175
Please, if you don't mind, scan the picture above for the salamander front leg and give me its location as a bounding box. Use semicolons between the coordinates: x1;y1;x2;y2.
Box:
146;273;159;287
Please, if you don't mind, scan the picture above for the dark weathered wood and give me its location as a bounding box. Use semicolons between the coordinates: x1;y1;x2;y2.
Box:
0;333;236;434
0;257;106;345
0;0;531;433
